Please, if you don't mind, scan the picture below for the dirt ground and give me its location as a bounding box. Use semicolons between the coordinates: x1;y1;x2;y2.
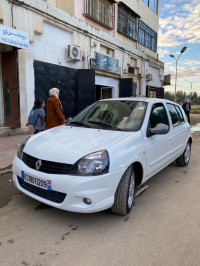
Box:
0;114;200;266
190;113;200;126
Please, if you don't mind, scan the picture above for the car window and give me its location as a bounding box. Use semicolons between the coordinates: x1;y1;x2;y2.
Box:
149;103;169;128
175;105;184;123
70;100;147;131
167;103;184;126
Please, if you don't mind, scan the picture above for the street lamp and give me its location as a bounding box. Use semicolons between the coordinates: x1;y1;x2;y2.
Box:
169;46;187;102
185;80;197;102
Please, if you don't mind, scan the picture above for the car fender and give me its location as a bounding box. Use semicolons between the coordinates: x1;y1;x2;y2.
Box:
107;130;146;180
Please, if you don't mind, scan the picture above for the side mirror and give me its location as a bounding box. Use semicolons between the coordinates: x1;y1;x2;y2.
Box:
147;123;169;137
66;117;73;125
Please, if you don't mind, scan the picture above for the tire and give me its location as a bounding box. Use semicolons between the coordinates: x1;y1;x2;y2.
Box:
176;141;191;167
111;166;135;215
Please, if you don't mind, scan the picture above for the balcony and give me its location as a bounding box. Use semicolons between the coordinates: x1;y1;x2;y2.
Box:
84;0;114;29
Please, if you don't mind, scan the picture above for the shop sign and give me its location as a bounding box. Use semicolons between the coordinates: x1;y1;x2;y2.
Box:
91;52;121;74
0;25;29;49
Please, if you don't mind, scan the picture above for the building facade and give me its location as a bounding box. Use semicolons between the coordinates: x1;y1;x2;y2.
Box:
0;0;164;130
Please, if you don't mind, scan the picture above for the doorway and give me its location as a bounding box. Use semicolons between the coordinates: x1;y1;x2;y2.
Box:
96;85;112;101
1;50;20;127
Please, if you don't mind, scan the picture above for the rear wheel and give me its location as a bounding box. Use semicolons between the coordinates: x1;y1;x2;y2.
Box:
111;166;135;215
176;141;191;167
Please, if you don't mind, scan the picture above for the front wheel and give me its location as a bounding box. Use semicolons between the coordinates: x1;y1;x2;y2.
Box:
111;166;135;215
176;141;191;167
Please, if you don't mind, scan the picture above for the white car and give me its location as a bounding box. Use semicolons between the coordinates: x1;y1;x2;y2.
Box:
12;98;192;215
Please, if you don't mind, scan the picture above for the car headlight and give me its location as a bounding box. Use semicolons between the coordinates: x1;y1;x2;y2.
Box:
17;137;30;160
73;150;109;176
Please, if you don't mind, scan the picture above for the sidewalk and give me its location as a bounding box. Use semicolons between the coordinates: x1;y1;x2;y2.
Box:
0;134;31;172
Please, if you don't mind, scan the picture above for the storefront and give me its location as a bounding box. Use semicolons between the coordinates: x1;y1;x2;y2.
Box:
95;74;119;100
146;85;164;98
0;24;29;127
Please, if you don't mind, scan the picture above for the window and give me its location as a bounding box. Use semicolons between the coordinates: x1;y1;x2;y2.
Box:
118;4;138;41
167;104;184;126
85;0;113;29
138;21;157;52
175;106;184;123
149;103;169;128
142;0;158;14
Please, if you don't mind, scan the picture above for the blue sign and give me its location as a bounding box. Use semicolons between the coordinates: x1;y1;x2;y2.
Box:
0;25;29;49
91;52;121;74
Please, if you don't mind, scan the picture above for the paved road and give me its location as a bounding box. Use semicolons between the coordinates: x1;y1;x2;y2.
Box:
0;125;200;266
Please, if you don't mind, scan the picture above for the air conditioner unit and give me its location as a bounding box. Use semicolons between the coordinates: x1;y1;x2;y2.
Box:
67;45;82;61
146;73;153;80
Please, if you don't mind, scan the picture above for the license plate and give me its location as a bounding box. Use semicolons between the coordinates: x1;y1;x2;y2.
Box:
21;171;52;191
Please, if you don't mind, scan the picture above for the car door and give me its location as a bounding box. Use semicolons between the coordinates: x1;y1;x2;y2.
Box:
144;102;174;180
166;103;188;158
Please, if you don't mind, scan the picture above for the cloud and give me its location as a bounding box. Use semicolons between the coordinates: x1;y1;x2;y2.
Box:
158;0;200;47
164;64;200;87
157;49;170;58
164;4;175;9
158;29;182;47
183;60;200;66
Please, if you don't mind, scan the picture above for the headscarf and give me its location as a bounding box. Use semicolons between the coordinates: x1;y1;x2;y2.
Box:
49;87;63;111
49;88;59;98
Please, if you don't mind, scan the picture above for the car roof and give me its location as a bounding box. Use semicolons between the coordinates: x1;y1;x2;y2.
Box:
100;97;177;105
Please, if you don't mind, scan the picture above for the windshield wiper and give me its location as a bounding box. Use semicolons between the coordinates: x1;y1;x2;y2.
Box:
69;121;91;128
88;120;113;128
89;120;124;131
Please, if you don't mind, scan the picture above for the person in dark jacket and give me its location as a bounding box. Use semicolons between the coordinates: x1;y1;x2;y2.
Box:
45;88;66;130
26;99;46;134
182;99;191;124
33;99;46;134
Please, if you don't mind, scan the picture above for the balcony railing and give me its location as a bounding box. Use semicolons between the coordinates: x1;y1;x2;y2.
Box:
84;0;114;29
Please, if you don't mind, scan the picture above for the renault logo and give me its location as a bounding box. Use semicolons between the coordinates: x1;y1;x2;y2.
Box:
36;159;42;170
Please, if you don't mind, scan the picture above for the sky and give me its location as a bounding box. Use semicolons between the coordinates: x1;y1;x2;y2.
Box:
158;0;200;96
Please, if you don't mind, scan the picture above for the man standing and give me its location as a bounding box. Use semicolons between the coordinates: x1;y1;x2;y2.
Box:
182;99;191;124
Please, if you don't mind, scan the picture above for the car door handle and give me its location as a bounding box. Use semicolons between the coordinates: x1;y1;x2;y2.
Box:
169;137;172;141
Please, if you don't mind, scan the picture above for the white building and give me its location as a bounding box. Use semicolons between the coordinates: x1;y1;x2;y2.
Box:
0;0;164;133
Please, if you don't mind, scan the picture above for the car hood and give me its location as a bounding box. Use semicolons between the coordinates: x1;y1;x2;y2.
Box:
24;125;133;164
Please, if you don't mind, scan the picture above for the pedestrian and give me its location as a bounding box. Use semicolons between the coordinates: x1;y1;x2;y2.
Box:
45;88;66;130
182;99;191;124
27;99;46;134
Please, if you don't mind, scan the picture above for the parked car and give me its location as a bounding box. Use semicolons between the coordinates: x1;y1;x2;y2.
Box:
12;98;192;215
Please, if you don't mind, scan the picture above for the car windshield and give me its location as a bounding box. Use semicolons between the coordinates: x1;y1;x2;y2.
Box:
69;100;147;131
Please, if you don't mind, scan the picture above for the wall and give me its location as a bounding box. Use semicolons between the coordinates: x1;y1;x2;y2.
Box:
0;0;12;125
25;22;75;124
0;55;3;124
115;0;160;31
74;0;115;37
57;0;74;15
47;0;74;15
114;0;160;59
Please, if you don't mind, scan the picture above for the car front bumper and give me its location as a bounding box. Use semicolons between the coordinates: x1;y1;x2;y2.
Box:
12;155;126;213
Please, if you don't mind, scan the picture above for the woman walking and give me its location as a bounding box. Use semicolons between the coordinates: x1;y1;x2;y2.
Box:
27;99;45;134
45;88;66;130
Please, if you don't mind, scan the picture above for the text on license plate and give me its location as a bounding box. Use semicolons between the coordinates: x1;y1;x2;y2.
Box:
21;171;51;191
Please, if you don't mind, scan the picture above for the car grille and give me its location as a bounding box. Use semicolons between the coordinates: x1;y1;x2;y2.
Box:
17;176;66;203
22;152;73;174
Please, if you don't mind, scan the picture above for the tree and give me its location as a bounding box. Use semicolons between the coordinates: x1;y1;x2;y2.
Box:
164;90;200;105
164;91;174;101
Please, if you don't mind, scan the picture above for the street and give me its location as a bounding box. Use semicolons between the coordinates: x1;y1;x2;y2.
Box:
0;119;200;266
